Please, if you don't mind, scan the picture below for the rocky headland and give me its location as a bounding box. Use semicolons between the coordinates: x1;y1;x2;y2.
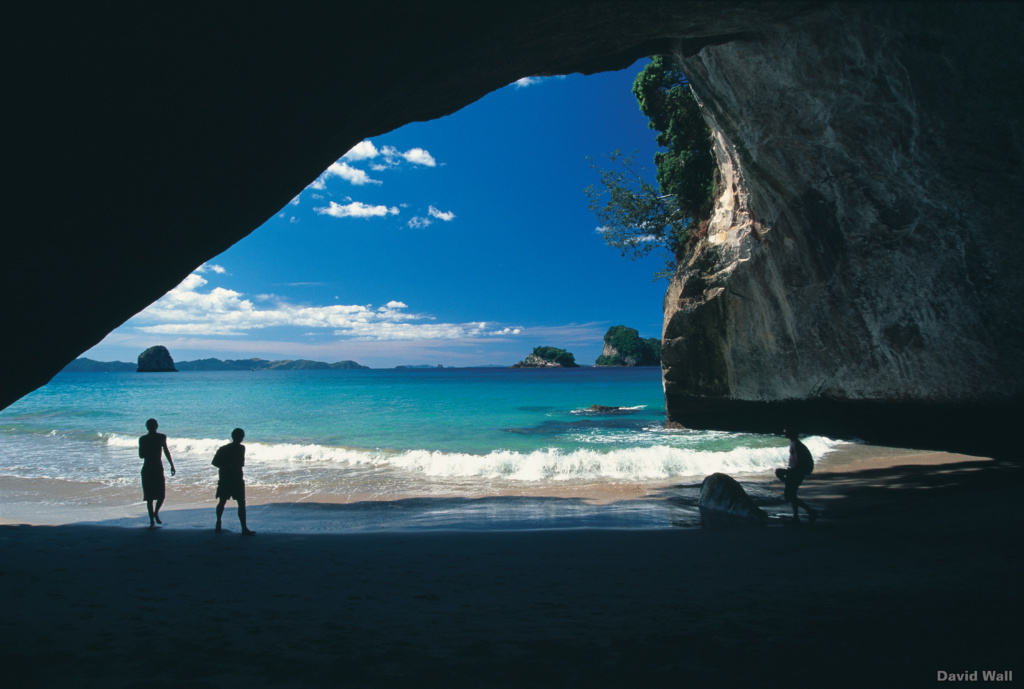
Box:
61;358;136;373
67;352;368;372
513;347;579;368
594;326;660;367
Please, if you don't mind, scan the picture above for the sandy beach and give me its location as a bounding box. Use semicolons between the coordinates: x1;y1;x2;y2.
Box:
1;451;1021;688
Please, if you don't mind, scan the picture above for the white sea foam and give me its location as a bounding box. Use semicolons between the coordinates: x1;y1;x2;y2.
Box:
569;404;648;415
103;433;846;483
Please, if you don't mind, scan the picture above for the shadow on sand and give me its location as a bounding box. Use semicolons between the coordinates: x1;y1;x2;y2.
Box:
0;460;1020;687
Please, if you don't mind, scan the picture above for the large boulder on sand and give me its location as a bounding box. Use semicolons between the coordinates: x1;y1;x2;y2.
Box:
698;473;768;525
137;345;177;372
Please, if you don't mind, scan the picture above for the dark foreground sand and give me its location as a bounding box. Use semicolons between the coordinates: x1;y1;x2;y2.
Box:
1;458;1021;688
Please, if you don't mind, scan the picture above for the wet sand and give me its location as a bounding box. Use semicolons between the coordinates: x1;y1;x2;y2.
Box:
0;451;1021;687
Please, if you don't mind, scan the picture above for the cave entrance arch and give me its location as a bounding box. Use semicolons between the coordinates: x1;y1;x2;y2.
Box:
5;3;1022;457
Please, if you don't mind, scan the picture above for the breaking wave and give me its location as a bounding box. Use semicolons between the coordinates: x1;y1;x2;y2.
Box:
103;433;845;483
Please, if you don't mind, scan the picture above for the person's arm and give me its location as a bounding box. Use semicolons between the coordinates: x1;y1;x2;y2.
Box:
162;435;176;475
788;442;799;470
139;437;145;459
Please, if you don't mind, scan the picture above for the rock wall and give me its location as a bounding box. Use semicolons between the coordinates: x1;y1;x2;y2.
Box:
2;3;1022;458
1;1;811;412
663;3;1024;455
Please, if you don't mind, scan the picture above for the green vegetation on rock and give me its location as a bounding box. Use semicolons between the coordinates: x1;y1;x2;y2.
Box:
586;55;717;277
513;346;579;368
595;326;661;366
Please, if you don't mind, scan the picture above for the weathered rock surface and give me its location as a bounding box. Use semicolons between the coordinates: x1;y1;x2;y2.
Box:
663;2;1024;456
2;4;1022;458
137;346;176;373
698;473;768;525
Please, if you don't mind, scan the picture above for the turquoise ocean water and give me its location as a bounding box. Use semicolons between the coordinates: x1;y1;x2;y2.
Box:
0;367;843;530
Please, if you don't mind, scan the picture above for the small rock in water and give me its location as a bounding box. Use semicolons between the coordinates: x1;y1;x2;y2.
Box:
137;345;177;372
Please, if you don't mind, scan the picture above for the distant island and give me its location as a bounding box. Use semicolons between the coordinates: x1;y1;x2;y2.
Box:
137;345;177;372
61;358;136;373
63;348;369;372
178;358;368;371
394;364;445;369
513;346;579;368
594;326;661;367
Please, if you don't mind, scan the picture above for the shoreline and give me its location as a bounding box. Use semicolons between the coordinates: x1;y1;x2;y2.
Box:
0;442;993;530
1;456;1020;687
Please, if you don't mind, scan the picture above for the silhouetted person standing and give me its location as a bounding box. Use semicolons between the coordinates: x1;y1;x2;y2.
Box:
213;428;254;535
776;427;818;523
139;418;175;528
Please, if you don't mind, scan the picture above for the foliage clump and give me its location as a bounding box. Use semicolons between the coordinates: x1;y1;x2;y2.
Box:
531;346;577;367
595;325;661;366
586;55;717;277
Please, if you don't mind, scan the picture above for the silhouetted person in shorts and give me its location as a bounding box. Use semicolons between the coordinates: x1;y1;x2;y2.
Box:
213;427;254;535
139;418;175;528
776;427;818;523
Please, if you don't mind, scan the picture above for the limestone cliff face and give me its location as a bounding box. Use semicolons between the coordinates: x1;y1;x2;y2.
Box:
663;3;1024;454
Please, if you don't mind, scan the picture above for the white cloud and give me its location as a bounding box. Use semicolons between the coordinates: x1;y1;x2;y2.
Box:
514;77;541;88
407;216;432;229
336;141;440;171
513;75;567;89
380;145;437;167
428;206;455;222
197;263;227;275
402;147;436;167
315;201;399;219
324;161;380;186
125;273;525;342
342;140;379;161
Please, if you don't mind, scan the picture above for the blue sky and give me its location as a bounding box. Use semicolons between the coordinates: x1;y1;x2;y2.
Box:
87;60;670;367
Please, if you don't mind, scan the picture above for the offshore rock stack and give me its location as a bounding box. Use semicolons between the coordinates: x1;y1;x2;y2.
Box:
137;346;177;372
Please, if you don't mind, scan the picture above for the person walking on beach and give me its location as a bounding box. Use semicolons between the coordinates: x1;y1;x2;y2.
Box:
139;418;175;528
776;427;818;523
213;427;254;535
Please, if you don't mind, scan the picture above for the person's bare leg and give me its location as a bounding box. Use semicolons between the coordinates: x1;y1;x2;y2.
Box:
146;500;155;528
154;498;164;524
238;500;254;535
215;498;226;532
